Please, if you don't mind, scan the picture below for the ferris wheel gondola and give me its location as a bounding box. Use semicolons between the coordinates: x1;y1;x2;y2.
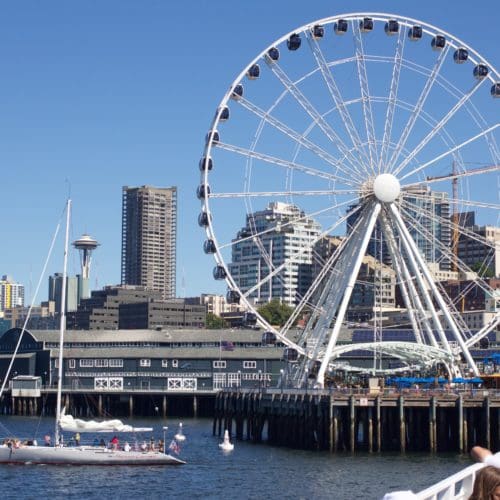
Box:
198;13;499;387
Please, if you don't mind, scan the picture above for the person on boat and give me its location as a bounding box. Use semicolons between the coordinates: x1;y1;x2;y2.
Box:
471;446;500;468
468;466;500;500
99;438;106;448
44;434;51;446
110;436;119;450
93;438;99;447
123;442;131;452
74;432;81;446
140;441;147;451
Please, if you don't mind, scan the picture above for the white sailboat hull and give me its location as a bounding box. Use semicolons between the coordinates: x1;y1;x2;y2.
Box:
0;445;185;465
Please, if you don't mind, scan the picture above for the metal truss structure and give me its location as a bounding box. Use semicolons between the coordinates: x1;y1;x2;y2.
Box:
198;13;500;387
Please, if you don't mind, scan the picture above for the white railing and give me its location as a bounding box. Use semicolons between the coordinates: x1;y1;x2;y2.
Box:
415;462;484;500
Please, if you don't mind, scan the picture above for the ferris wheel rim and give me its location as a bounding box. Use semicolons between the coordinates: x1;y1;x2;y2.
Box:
198;12;499;375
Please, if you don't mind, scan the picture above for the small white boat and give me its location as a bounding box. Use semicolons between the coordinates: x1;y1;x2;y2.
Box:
174;423;186;442
219;430;234;452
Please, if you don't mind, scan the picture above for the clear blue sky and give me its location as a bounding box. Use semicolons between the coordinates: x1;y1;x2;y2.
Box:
1;0;497;303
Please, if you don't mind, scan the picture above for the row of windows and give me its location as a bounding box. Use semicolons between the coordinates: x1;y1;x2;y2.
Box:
74;359;178;368
213;360;257;369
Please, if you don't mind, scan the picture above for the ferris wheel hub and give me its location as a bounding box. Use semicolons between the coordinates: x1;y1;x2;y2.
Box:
373;173;401;203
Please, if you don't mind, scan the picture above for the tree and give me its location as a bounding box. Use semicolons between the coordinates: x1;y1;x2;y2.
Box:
257;299;295;327
470;261;494;278
206;313;228;329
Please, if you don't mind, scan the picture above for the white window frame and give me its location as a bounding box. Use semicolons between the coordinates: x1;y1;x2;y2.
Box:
172;359;178;368
243;360;257;369
213;373;226;389
139;359;151;367
80;359;93;368
94;359;109;368
213;360;226;369
161;359;168;368
108;377;123;391
109;359;123;368
68;359;76;369
227;372;241;387
94;377;108;390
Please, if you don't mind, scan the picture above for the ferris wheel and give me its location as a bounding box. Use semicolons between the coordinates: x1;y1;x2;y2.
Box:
197;13;500;387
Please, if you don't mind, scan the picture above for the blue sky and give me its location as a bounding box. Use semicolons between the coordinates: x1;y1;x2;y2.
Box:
0;0;498;303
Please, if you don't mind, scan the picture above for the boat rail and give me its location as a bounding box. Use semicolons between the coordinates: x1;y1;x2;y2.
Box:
415;462;484;499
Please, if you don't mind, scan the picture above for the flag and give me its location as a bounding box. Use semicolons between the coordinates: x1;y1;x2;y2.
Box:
221;340;234;351
168;439;180;455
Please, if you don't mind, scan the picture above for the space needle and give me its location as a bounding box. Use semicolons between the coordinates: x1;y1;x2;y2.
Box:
73;234;99;299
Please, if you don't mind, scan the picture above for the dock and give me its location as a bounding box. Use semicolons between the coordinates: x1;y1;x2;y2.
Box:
213;388;500;452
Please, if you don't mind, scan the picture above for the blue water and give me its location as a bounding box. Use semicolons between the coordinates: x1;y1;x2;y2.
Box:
0;417;471;499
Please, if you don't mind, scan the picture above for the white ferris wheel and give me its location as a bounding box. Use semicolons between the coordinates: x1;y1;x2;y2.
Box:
197;13;500;388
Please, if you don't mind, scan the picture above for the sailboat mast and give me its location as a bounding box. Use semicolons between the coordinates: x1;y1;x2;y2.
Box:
55;199;71;446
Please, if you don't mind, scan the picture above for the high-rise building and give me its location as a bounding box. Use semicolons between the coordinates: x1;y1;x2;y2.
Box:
0;276;24;312
48;273;79;313
347;185;451;269
456;212;500;277
121;185;177;300
229;202;321;306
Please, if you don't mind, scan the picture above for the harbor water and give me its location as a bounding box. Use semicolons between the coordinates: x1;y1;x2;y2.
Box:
0;416;472;499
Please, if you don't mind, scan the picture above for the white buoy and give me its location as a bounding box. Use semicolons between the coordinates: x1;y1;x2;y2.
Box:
219;429;234;452
174;422;186;442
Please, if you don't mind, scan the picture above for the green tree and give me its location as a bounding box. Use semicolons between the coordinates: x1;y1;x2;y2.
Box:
257;299;295;327
470;261;494;278
206;312;228;329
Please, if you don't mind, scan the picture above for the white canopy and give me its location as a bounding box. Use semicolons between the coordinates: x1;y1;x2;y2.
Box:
59;410;152;433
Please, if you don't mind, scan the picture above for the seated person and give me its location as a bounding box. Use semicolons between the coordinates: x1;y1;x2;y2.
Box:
468;465;500;500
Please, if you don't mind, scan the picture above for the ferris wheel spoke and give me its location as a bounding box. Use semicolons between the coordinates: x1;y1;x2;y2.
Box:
399;123;500;182
403;191;500;211
399;202;495;297
237;97;366;184
352;20;379;173
387;46;450;172
403;162;500;188
217;195;365;251
266;60;371;178
393;79;488;177
215;141;357;186
378;26;406;173
209;188;358;199
305;33;371;168
241;201;368;300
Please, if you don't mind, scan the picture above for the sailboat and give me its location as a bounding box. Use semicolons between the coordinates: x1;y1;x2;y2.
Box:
0;200;185;465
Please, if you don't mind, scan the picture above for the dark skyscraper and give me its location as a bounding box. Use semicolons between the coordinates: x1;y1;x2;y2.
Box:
121;185;177;299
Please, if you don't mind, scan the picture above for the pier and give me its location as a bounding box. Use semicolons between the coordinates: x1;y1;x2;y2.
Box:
1;388;217;419
213;389;500;453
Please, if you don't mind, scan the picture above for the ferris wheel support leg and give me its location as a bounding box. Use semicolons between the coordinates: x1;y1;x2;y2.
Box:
316;203;382;388
390;204;479;376
380;211;423;343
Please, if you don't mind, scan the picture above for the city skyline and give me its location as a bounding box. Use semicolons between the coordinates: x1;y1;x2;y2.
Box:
1;1;498;304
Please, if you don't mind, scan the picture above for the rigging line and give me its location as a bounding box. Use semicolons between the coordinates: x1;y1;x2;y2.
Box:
0;214;63;401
